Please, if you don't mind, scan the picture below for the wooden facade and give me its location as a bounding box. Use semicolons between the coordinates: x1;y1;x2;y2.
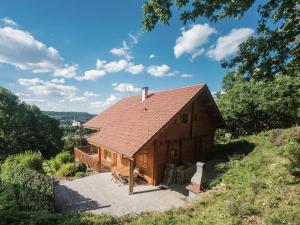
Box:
76;90;219;191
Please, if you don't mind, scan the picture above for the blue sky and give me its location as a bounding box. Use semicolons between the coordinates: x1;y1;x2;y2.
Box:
0;0;259;113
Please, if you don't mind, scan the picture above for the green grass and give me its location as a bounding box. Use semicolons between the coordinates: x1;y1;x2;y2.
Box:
1;127;299;225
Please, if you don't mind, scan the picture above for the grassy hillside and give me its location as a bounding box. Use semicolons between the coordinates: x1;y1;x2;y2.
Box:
1;127;299;225
43;111;95;123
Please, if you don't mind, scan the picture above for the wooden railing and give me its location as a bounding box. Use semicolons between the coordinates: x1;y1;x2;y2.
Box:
74;146;101;172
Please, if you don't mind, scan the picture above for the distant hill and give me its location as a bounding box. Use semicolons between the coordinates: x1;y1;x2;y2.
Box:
43;111;95;123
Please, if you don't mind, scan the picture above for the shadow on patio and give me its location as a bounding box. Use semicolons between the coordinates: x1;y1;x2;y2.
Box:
54;183;111;213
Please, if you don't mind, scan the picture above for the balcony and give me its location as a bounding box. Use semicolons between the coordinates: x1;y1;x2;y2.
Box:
74;146;101;172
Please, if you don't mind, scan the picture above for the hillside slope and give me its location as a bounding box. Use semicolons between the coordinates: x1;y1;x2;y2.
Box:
43;111;95;123
1;127;299;225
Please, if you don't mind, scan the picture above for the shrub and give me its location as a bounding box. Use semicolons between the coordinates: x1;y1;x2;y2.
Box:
75;161;87;172
49;158;61;171
55;151;74;164
1;151;43;173
281;140;300;176
0;160;53;211
55;163;76;177
50;151;74;171
63;136;80;152
15;151;43;172
75;172;85;178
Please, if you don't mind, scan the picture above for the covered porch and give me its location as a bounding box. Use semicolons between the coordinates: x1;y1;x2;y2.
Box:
74;145;137;194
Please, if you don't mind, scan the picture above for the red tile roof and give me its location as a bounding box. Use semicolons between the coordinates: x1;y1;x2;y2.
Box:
84;84;219;156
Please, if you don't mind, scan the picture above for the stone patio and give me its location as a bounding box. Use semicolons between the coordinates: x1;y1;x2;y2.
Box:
54;172;189;216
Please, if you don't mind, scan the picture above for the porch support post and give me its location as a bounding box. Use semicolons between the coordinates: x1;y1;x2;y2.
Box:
98;147;101;170
129;159;134;195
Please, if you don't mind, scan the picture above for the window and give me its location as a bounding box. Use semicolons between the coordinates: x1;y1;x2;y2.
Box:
181;113;189;123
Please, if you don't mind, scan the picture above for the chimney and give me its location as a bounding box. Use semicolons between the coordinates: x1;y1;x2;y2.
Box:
185;162;207;198
141;87;149;102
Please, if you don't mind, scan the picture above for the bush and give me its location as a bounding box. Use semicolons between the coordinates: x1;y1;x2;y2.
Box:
15;151;43;172
0;160;53;211
1;151;43;173
75;161;87;172
63;136;80;152
50;151;74;171
281;140;300;176
75;172;85;178
55;163;76;177
55;151;74;164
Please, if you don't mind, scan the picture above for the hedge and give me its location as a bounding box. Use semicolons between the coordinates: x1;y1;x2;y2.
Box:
0;161;54;211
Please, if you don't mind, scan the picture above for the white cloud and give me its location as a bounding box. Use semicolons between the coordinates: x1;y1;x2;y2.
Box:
18;78;78;98
77;59;144;80
54;64;78;78
15;92;31;98
112;83;140;93
207;28;254;61
96;59;106;69
83;91;99;97
23;98;46;103
174;23;216;59
76;69;106;81
1;17;18;26
191;48;205;59
103;59;129;73
181;74;193;78
167;70;180;77
147;64;170;77
51;78;65;84
110;41;132;60
126;64;144;74
90;94;118;109
149;54;156;59
128;33;138;44
67;96;87;102
0;26;77;77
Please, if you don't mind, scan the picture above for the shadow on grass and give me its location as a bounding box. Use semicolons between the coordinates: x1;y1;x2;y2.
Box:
54;184;110;213
204;140;256;186
213;140;256;159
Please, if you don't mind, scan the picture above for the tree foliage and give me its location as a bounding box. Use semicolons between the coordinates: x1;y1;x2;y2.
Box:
0;86;63;160
143;0;300;134
216;73;300;136
143;0;300;80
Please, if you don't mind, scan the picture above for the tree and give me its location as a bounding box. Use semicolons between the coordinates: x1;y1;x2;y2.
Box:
0;86;63;160
216;72;300;136
142;0;299;80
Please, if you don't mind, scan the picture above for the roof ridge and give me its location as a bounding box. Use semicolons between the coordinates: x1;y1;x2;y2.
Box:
127;83;206;98
153;83;205;94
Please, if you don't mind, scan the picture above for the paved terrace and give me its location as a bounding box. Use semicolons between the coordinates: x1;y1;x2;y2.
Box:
54;172;189;216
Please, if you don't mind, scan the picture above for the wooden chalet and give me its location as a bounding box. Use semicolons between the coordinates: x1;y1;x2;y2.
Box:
74;84;225;194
